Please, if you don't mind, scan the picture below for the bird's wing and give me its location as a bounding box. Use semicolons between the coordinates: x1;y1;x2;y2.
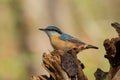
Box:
59;33;84;43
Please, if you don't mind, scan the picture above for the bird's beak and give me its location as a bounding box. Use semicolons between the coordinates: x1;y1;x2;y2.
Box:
38;28;46;31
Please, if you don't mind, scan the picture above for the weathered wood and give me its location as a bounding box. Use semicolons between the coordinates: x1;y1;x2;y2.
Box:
61;50;78;77
94;68;108;80
32;49;88;80
62;49;88;80
112;69;120;80
111;22;120;37
94;22;120;80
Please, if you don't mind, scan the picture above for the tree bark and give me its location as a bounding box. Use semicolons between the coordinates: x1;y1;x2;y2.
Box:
32;50;87;80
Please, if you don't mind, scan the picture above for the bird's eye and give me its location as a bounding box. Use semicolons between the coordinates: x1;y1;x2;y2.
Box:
46;29;62;34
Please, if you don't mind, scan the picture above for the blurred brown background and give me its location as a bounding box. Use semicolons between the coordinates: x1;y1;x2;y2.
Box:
0;0;120;80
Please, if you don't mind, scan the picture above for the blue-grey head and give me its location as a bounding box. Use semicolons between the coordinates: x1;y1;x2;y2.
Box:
39;26;63;36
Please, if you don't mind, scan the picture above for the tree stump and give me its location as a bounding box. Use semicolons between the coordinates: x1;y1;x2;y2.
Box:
32;49;88;80
94;22;120;80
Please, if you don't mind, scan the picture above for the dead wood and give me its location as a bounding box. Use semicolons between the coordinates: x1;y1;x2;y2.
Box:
32;49;87;80
94;22;120;80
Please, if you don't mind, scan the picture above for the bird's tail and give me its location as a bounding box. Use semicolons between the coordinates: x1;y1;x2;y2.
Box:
84;44;98;49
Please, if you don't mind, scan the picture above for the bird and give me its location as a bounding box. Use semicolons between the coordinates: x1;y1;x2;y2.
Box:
39;26;98;53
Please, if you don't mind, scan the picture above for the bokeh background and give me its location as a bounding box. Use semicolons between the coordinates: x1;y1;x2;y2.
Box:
0;0;120;80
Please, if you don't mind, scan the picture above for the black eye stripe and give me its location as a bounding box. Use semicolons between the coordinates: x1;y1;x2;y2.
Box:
46;29;55;31
46;29;62;34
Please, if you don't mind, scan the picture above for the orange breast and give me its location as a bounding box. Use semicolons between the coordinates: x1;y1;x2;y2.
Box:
50;34;79;50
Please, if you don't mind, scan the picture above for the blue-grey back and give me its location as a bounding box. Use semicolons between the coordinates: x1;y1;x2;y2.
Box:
59;33;83;43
